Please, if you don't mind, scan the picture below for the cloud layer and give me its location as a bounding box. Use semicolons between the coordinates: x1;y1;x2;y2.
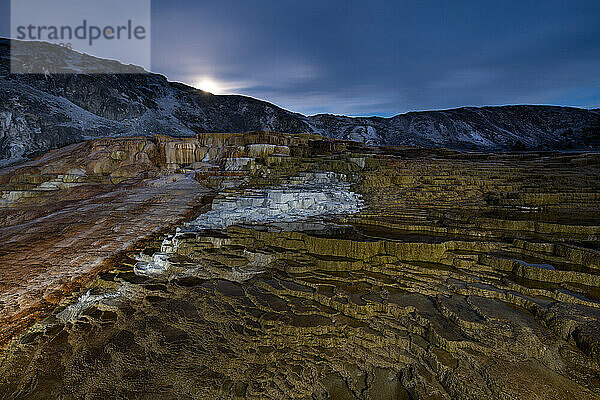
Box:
2;0;599;116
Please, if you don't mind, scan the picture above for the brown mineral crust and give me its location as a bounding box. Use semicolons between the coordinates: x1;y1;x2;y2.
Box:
0;193;213;349
0;179;212;347
0;131;345;349
0;136;226;348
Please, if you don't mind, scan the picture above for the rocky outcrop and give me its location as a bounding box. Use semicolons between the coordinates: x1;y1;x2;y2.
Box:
0;131;346;193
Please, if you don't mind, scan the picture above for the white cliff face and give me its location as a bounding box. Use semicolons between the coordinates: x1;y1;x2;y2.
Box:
56;290;122;323
183;172;363;231
133;253;172;277
224;157;255;171
134;171;363;279
245;144;290;157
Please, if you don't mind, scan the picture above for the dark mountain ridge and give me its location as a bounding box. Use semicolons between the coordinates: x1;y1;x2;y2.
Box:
1;39;599;165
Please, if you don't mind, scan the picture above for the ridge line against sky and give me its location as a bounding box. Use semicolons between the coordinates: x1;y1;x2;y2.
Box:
0;0;599;117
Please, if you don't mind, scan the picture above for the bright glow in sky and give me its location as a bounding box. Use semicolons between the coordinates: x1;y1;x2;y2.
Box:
194;78;221;94
1;0;599;116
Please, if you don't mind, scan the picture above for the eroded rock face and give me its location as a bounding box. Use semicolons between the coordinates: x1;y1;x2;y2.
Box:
181;172;363;230
1;138;600;399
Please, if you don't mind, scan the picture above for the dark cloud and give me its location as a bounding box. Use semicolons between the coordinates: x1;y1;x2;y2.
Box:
2;0;599;116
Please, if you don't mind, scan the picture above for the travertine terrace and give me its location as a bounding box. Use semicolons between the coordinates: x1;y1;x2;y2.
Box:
1;132;599;399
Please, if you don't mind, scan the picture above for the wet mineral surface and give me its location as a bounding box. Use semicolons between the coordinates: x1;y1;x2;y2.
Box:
1;132;600;399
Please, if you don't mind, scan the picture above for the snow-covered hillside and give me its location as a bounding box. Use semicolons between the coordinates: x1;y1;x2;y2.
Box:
1;39;599;164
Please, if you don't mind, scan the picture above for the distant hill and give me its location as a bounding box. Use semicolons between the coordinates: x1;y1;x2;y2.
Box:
1;39;599;165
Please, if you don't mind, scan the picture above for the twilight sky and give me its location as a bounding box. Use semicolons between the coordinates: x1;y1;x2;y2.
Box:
2;0;600;116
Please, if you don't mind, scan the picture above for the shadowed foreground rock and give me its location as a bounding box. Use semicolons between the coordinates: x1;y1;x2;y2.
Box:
1;132;600;399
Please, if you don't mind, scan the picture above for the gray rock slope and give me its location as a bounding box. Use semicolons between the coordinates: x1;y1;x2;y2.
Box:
1;39;599;165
